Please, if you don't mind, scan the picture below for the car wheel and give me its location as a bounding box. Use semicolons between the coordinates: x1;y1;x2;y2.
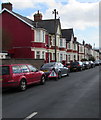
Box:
58;72;61;79
19;79;26;91
40;75;45;85
80;67;82;71
67;71;69;76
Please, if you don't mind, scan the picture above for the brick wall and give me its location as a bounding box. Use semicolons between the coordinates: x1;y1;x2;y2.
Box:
2;59;44;69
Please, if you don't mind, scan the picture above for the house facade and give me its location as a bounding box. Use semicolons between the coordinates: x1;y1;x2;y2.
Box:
1;3;49;61
61;29;78;63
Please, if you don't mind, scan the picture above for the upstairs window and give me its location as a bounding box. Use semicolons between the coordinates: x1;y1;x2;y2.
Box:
52;36;55;46
42;31;45;43
35;30;45;43
60;39;63;47
68;43;71;49
36;30;41;42
74;44;76;50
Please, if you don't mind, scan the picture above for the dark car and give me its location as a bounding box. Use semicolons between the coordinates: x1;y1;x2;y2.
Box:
68;61;84;72
40;62;69;80
0;64;46;91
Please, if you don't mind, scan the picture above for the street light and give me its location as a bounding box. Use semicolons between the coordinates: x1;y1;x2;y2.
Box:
52;9;58;62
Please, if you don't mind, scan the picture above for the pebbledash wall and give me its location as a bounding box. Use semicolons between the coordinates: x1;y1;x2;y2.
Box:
2;59;44;69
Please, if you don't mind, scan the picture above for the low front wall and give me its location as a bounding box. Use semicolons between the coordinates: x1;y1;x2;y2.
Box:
2;59;45;69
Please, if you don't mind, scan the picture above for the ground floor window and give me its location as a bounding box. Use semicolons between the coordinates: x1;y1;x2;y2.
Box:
36;51;40;59
53;53;55;60
74;55;76;61
35;51;45;59
60;54;63;62
68;55;71;62
42;51;45;59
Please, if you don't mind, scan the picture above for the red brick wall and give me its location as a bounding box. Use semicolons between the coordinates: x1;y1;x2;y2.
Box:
2;11;34;58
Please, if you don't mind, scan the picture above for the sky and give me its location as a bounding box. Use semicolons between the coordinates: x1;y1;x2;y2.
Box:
0;0;100;49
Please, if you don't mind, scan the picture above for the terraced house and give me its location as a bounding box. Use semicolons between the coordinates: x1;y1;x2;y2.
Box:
0;2;100;62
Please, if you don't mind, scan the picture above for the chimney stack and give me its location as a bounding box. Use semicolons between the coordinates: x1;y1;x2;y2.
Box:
34;10;42;22
1;2;12;11
74;37;77;42
83;40;85;45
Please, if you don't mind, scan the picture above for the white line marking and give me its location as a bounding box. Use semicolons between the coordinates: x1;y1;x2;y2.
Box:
24;112;38;120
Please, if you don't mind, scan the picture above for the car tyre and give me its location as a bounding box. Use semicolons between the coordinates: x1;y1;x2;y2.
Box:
19;79;26;91
67;72;69;76
40;75;45;85
58;72;61;79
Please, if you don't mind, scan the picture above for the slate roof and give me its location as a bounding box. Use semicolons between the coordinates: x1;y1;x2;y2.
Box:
13;12;34;27
33;19;61;34
61;28;74;42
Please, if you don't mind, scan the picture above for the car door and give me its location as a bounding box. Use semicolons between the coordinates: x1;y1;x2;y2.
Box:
20;65;32;84
27;65;41;83
12;65;23;83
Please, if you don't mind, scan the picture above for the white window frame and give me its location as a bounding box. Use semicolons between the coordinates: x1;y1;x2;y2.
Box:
52;36;55;46
36;51;40;59
35;29;45;43
60;54;63;62
52;53;55;60
42;51;45;59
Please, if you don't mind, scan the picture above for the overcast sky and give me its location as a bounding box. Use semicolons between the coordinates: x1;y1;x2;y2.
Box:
0;0;100;48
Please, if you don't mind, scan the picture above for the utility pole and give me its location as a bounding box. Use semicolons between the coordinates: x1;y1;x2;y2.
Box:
52;9;58;62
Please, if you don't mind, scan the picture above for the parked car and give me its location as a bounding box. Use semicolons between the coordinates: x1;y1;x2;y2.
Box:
0;64;46;91
82;61;91;69
40;62;69;80
94;60;101;66
67;61;84;72
89;61;95;68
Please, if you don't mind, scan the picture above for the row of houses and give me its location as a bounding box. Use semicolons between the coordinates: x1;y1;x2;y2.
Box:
0;2;100;64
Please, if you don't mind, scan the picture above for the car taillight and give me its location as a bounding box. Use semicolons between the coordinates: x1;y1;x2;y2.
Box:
78;64;80;66
68;65;71;68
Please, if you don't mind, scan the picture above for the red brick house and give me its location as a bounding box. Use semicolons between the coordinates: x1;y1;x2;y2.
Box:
1;3;48;60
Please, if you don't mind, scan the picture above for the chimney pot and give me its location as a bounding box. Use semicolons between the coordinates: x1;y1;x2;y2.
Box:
34;10;42;22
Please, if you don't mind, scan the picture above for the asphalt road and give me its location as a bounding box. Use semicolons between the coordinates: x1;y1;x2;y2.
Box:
2;66;100;119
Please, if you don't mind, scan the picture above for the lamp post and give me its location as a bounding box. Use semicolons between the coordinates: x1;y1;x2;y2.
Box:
52;9;58;62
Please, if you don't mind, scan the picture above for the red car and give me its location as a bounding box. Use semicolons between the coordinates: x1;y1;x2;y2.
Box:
0;64;46;91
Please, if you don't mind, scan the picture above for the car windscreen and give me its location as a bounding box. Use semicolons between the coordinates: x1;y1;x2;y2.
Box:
41;63;55;68
0;66;10;75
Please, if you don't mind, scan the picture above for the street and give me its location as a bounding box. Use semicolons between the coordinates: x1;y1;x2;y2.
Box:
2;66;99;119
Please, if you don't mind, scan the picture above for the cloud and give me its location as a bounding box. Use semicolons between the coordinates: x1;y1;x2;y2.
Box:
24;0;99;30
